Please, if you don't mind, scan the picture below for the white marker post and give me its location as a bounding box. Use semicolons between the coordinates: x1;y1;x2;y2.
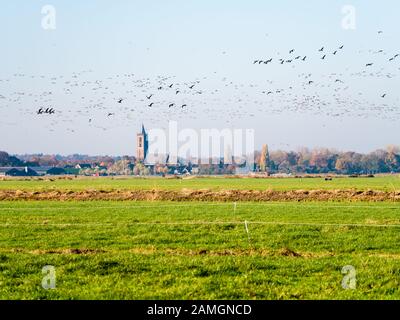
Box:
244;220;251;243
390;183;396;202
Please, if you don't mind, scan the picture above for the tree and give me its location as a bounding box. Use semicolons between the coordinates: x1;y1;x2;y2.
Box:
259;144;270;172
107;160;133;175
361;151;388;174
335;152;363;174
385;146;400;173
132;162;150;176
0;151;23;166
309;148;338;173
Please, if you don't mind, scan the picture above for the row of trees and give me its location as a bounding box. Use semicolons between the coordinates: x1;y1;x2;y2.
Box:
256;145;400;174
14;153;123;168
78;161;151;176
2;146;400;175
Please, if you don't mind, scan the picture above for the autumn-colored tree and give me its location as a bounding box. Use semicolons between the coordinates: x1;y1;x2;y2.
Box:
259;144;270;172
107;160;133;175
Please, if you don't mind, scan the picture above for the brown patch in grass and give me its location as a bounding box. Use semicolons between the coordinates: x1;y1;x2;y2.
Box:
279;247;302;257
130;247;332;258
129;247;157;255
374;253;400;259
29;248;105;255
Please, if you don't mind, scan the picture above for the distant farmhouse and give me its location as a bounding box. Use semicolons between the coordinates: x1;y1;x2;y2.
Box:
46;167;66;175
1;167;38;177
75;163;92;170
0;165;79;177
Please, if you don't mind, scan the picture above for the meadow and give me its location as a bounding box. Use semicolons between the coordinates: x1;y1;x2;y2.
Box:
1;201;400;299
0;176;400;299
0;175;400;192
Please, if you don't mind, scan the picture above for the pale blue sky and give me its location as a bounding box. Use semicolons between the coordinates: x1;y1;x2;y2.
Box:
0;1;399;155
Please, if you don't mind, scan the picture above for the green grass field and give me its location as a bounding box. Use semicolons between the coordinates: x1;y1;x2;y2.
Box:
0;177;400;299
1;175;400;191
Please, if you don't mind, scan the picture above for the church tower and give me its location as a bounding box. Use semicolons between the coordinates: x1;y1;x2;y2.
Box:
136;124;148;162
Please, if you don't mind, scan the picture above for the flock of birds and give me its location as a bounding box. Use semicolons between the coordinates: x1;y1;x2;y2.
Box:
251;33;400;102
254;45;346;66
36;107;55;115
116;85;191;110
0;30;399;135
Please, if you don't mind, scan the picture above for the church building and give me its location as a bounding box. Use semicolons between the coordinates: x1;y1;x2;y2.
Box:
136;125;149;162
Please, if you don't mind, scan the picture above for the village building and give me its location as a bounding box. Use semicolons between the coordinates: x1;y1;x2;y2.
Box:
136;124;149;162
4;167;38;177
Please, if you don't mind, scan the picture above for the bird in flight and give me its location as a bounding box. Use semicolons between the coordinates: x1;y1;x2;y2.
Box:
169;84;174;88
168;103;175;108
339;45;344;49
321;55;326;60
289;49;295;54
148;102;154;107
146;94;153;100
366;63;373;67
181;104;187;108
189;84;195;89
319;47;324;52
117;98;124;103
176;90;180;95
381;93;387;98
107;113;114;116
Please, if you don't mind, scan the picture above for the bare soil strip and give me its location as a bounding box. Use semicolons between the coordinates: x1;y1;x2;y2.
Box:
0;247;334;258
0;189;399;202
5;247;400;259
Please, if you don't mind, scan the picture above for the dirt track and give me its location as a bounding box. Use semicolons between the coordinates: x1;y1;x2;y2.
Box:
0;189;399;202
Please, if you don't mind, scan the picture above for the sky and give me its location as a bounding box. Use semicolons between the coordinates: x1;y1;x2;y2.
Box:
0;0;399;156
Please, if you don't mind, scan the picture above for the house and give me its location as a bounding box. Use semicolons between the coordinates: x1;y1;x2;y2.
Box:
46;167;66;175
144;153;193;175
75;164;92;169
5;167;38;177
30;166;53;175
94;165;108;171
63;167;80;175
0;167;11;176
